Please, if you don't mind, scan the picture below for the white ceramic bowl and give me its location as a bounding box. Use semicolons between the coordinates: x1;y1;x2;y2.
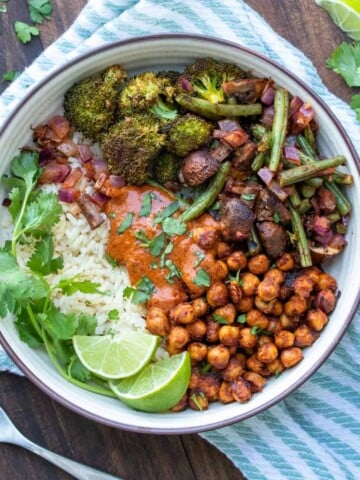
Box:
1;34;360;434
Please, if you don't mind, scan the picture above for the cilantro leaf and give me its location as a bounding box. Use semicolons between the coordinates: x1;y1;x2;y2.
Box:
8;187;22;222
350;94;360;120
212;313;228;325
153;200;180;225
56;278;103;296
68;357;91;382
14;308;42;348
14;21;40;44
164;259;181;283
108;309;119;320
117;212;133;234
194;250;205;267
193;269;211;287
123;276;155;305
139;191;156;217
76;313;97;335
28;0;53;24
9;150;40;188
236;313;247;324
0;249;48;317
23;190;62;236
327;42;360;87
38;306;78;340
162;217;187;236
105;252;118;267
27;234;63;275
2;70;21;82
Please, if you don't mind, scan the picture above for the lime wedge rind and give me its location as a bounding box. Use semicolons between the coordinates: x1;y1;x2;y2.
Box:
316;0;360;40
73;332;159;380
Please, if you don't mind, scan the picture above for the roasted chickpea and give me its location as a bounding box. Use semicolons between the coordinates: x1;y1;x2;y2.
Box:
257;280;279;302
207;345;231;370
168;325;190;349
307;308;328;331
267;317;282;334
169;302;196;325
235;352;247;368
206;282;229;307
222;357;244;381
274;330;295;349
280;347;303;368
192;226;219;249
317;272;337;291
267;358;284;376
241;272;260;296
258;334;272;345
247;254;270;275
264;268;284;284
293;274;314;299
254;296;279;315
188;389;208;410
146;306;170;336
238;327;258;349
246;354;271;376
189;367;202;389
271;300;283;316
257;342;278;364
276;252;295;271
279;313;298;330
188;342;208;362
231;377;252;402
171;393;188;412
216;241;232;259
186;319;207;340
214;303;237;324
243;371;266;392
303;266;322;285
236;295;254;312
294;324;319;347
192;297;208;317
246;309;269;330
218;381;234;403
315;289;336;314
214;260;229;280
284;295;308;317
226;250;247;271
206;319;220;343
219;325;240;347
200;372;221;401
228;280;243;304
279;284;292;301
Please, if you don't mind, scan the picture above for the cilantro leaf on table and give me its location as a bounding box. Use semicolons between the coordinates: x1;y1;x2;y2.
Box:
1;71;21;82
27;234;64;275
350;94;360;120
14;21;39;44
327;42;360;87
0;249;48;317
28;0;53;24
56;277;103;296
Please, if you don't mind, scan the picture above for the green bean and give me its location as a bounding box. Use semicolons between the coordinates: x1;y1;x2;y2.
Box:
175;94;262;121
300;183;316;198
179;161;231;222
278;156;346;187
297;199;312;214
268;89;289;172
289;186;301;208
290;205;312;267
251;152;267;172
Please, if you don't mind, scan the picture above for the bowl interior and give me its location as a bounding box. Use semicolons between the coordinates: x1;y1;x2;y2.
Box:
1;35;360;434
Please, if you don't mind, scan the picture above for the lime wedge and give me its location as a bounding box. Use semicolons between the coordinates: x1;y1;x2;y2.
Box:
73;332;159;380
109;351;191;412
316;0;360;40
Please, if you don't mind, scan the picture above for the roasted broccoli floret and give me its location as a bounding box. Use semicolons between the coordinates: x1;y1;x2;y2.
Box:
182;57;245;104
118;71;177;117
153;151;181;184
100;114;166;185
63;65;127;140
167;114;213;157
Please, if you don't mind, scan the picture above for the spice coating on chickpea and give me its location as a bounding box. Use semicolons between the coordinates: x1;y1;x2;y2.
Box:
243;371;266;392
213;303;237;324
241;272;260;296
247;254;270;275
219;325;240;347
274;330;295;349
226;250;247;271
169;302;196;325
222;357;244;381
257;342;279;364
307;308;328;331
231;378;252;402
284;295;308;317
276;252;295;271
146;306;170;336
207;345;231;370
188;342;208;362
280;347;303;368
206;282;229;307
219;381;235;403
192;297;208;317
168;325;190;349
186;319;207;340
238;327;258;349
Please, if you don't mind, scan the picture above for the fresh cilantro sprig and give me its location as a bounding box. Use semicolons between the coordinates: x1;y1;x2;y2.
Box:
14;21;39;44
2;70;21;82
28;0;53;24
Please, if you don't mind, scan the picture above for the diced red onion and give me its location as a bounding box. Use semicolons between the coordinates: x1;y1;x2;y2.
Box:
57;140;79;158
328;233;347;250
47;115;70;140
213;129;248;148
179;76;193;92
109;175;126;188
218;119;241;131
291;103;315;134
261;84;275;106
93;159;109;178
257;167;275;186
289;96;304;117
314;230;334;247
38;162;71;184
78;144;93;163
283;146;301;165
260;106;274;128
61;166;82;189
90;191;109;208
268;180;289;202
39;148;58;166
58;187;79;203
313;215;331;235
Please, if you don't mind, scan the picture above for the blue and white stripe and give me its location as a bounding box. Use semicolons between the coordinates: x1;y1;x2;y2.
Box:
1;1;359;478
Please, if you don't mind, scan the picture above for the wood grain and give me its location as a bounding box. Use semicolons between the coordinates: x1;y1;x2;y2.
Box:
0;1;352;479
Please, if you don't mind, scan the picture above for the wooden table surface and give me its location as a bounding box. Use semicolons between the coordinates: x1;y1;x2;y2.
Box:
0;1;350;479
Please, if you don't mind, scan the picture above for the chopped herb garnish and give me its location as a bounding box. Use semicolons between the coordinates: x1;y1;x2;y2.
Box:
165;259;181;283
236;313;247;324
241;193;257;201
152;200;180;225
193;269;211;287
108;212;116;219
200;362;212;375
229;269;243;285
139;191;157;217
161;217;187;237
123;276;155;305
0;5;7;13
108;309;119;320
273;212;280;224
117;212;133;234
160;240;174;267
135;230;166;257
105;253;118;267
250;325;272;336
194;250;205;267
212;313;229;325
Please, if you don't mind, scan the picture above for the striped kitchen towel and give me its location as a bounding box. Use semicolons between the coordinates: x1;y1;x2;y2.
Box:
0;1;359;479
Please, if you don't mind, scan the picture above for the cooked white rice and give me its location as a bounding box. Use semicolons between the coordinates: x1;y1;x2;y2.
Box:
0;152;168;360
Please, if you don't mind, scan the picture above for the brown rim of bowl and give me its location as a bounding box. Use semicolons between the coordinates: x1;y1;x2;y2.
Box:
0;33;359;435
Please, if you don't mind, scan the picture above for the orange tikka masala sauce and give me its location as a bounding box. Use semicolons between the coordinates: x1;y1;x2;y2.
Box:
105;185;226;313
